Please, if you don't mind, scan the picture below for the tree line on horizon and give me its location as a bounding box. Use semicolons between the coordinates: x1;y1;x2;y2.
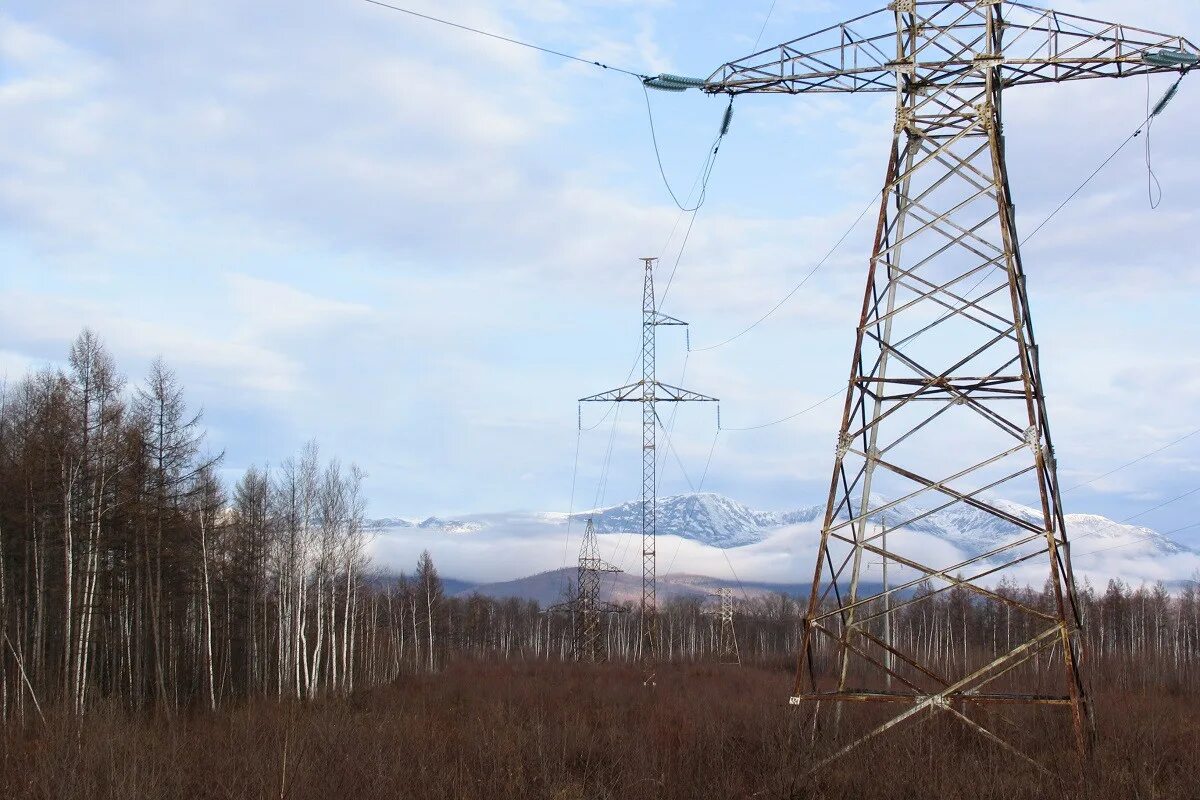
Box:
1;331;1198;724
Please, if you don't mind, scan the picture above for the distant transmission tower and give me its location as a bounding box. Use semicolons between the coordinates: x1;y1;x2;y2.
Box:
694;0;1198;773
581;257;718;685
549;518;626;662
709;587;740;665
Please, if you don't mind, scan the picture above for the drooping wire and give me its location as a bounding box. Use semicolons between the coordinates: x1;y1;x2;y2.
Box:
1070;484;1200;557
657;419;749;603
557;429;584;595
660;352;690;445
656;204;703;312
579;399;618;432
719;546;751;605
1073;529;1193;560
721;387;845;432
1027;71;1188;244
1119;485;1200;525
642;85;733;214
751;0;779;52
656;122;728;310
588;401;629;601
1145;74;1164;209
689;195;878;351
1061;426;1200;493
361;0;648;79
592;402;623;510
656;409;698;490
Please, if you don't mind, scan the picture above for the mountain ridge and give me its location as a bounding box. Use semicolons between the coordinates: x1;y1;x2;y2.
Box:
370;491;1185;556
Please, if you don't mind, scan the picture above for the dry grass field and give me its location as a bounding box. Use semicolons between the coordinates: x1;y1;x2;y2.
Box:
2;659;1196;800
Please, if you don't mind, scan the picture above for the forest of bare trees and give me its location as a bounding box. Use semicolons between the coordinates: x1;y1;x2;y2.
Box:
0;331;375;718
2;331;1199;727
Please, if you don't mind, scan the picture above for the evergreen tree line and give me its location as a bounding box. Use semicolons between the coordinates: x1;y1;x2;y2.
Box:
1;331;1197;723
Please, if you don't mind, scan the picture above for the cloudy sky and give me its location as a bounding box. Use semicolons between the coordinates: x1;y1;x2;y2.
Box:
2;1;1199;549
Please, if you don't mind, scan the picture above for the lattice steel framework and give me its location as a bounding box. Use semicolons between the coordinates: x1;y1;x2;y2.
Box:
710;587;740;665
581;257;718;684
548;517;626;661
699;0;1197;774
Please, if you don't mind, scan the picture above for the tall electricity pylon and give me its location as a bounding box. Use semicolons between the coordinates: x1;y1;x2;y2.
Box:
708;587;740;665
691;0;1197;773
548;518;626;662
581;257;718;684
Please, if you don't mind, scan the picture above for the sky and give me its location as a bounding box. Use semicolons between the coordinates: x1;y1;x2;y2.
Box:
2;1;1199;551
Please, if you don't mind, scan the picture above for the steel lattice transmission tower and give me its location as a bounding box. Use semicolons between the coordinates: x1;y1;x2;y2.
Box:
691;0;1198;772
581;257;718;684
548;518;627;662
709;587;740;665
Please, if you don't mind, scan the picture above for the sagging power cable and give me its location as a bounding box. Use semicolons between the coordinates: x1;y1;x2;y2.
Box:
1071;484;1200;557
1062;425;1200;493
689;196;877;352
751;0;779;52
642;87;734;214
1143;69;1189;209
361;0;649;79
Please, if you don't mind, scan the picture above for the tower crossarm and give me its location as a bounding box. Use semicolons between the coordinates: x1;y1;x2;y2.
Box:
580;381;644;403
591;601;629;614
651;311;688;326
700;2;1197;96
580;381;718;404
580;555;623;573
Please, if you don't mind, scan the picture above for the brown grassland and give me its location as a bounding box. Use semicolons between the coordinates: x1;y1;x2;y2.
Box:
2;659;1197;800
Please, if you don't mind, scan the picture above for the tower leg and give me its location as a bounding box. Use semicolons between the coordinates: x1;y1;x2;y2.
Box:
793;3;1088;770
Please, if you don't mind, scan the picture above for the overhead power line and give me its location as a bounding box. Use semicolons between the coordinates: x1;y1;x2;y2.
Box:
1062;425;1200;493
690;196;878;352
721;387;845;432
642;89;733;214
1120;484;1200;525
751;0;779;52
361;0;648;78
1072;485;1200;559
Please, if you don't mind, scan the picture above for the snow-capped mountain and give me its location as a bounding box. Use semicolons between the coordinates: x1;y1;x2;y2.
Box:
367;516;483;534
368;492;1196;588
416;517;485;534
554;492;1185;557
575;493;819;547
843;494;1187;556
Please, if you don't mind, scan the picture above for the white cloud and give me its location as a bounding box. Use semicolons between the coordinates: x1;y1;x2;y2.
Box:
1;0;1197;533
226;274;371;335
